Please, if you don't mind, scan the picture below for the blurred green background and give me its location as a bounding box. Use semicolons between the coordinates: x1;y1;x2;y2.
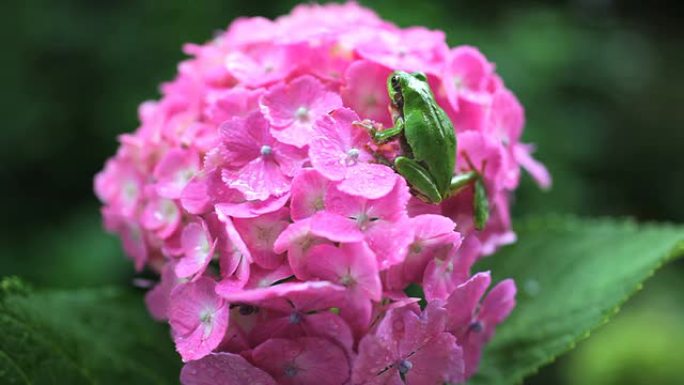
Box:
1;1;682;384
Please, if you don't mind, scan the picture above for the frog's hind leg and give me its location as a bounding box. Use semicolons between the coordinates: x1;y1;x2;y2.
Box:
395;156;442;203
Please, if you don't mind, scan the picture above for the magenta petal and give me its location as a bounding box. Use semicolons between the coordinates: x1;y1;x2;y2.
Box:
480;278;517;335
252;337;351;385
445;272;491;335
180;352;277;385
352;334;399;385
405;333;464;385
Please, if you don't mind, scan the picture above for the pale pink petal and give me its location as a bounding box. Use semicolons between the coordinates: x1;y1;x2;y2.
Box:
514;144;552;189
290;168;330;220
154;148;200;199
233;207;289;269
341;60;393;126
204;87;264;125
338;163;397;199
145;261;184;321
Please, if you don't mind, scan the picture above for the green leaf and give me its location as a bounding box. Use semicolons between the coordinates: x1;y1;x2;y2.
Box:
469;216;684;385
0;278;181;385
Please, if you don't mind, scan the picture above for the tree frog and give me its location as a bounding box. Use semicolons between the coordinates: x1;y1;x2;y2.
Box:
359;71;489;229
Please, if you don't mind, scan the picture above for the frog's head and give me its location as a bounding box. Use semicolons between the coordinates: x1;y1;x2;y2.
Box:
387;71;430;108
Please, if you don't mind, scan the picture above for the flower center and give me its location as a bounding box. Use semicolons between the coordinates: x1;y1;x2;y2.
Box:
289;311;303;324
398;359;413;375
295;106;310;122
199;309;213;325
340;273;357;288
284;364;299;378
409;241;423;254
453;76;464;91
238;304;257;316
260;145;273;156
122;181;139;203
343;148;361;167
469;320;484;333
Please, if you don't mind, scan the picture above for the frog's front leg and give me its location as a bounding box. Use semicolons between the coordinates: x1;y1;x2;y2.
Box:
394;156;442;203
355;118;405;144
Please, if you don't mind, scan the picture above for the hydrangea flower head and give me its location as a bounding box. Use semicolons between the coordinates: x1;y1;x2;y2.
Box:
95;2;549;383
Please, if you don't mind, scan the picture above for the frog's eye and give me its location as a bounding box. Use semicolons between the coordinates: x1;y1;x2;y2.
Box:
390;75;401;91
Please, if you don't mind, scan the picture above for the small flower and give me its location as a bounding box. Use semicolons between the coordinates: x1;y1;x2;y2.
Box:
385;214;461;291
233;207;290;269
319;177;414;269
141;194;181;240
289;168;331;221
169;277;229;362
261;75;343;148
220;112;306;201
309;107;397;199
153;148;201;200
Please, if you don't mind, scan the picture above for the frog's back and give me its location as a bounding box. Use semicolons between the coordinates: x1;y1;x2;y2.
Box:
401;78;456;194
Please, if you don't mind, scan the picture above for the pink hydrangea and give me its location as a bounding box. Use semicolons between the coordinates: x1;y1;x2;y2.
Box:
95;2;549;384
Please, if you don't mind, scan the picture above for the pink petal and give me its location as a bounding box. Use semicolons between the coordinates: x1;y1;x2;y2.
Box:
215;192;290;219
308;211;365;243
169;277;229;362
364;219;414;270
216;281;345;310
176;220;216;279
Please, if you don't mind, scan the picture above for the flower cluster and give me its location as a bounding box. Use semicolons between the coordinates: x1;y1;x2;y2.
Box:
95;2;549;384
